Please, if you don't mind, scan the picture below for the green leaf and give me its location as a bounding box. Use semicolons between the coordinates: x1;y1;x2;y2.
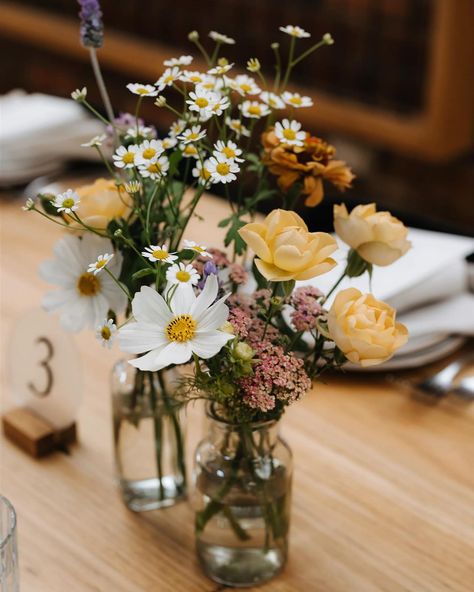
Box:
218;216;232;228
38;193;61;217
168;150;183;177
345;249;370;278
132;267;156;280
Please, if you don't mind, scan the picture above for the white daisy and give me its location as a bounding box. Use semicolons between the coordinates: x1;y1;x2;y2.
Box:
179;70;206;85
166;263;200;287
281;91;313;108
155;67;181;91
209;31;235;45
180;143;200;159
186;86;218;118
213;140;244;162
260;91;285;109
22;198;35;211
229;75;261;96
279;25;311;38
40;234;127;332
178;125;206;144
169;119;187;137
118;274;233;371
142;245;177;264
199;74;221;92
87;253;114;275
53;189;80;214
208;63;234;76
126;83;158;97
113;145;139;169
125;125;156;140
225;117;251;138
96;319;117;349
274;119;307;146
192;159;212;186
160;136;178;149
124;180;142;194
246;58;261;73
138;155;170;180
154;95;167;107
183;240;212;258
136;139;165;164
71;87;87;101
239;100;271;119
163;55;193;67
208;153;240;184
209;95;230;117
81;134;107;148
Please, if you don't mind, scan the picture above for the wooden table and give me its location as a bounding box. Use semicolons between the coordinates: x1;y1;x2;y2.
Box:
1;191;473;592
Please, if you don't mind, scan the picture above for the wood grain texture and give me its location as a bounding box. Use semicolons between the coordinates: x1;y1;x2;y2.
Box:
1;192;473;591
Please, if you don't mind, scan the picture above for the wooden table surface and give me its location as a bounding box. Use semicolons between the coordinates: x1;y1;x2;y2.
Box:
1;189;473;592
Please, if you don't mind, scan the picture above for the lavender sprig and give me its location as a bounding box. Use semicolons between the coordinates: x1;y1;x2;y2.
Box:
78;0;104;48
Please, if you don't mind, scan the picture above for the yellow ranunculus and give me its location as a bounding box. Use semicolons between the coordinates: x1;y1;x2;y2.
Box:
333;203;411;266
327;288;408;367
68;178;133;230
238;209;337;281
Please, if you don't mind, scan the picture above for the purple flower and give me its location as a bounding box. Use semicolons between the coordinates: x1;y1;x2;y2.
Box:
197;261;219;291
78;0;104;48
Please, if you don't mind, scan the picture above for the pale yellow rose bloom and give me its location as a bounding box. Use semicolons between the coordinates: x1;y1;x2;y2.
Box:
238;209;337;281
68;178;133;230
333;203;411;266
328;288;408;367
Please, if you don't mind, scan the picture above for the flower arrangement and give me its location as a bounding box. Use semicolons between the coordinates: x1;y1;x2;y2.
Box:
24;3;411;584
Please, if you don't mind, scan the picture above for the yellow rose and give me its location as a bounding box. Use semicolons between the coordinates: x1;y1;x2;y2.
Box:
238;209;337;281
68;178;133;230
334;203;411;266
328;288;408;366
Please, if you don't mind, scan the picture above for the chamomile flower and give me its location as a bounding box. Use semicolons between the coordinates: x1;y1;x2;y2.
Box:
81;134;107;148
209;31;235;45
225;117;251;138
113;145;139;168
87;253;114;275
192;159;212;186
154;95;167;107
161;136;178;149
281;91;313;108
179;70;206;85
186;86;218;118
125;125;156;140
178;125;206;144
22;198;35;211
239;100;271;119
118;274;233;372
163;55;193;67
40;234;126;332
180;143;200;159
124;180;142;194
155;67;181;91
209;95;230;117
96;319;117;349
126;83;158;97
71;87;87;101
230;75;261;96
260;91;285;109
136;139;165;164
274;119;307;146
53;189;80;213
208;153;240;184
142;245;177;264
199;74;220;92
169;119;187;137
183;240;212;258
138;155;170;180
166;263;200;287
208;63;234;76
279;25;311;38
213;140;244;162
246;58;261;72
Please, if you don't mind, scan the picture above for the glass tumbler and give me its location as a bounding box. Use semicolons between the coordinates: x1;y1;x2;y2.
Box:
0;495;19;592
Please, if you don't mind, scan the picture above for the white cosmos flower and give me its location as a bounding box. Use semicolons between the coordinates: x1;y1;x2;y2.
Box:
96;319;117;348
213;140;244;162
179;70;206;85
142;245;177;264
126;83;158;97
138;155;170;180
279;25;311;38
260;91;285;109
87;253;114;275
136;139;165;164
183;240;212;258
178;125;206;144
186;86;218;118
40;234;126;332
192;159;212;186
225;117;250;138
53;189;80;214
281;91;313;108
274;119;307;146
163;55;193;67
180;142;200;159
155;67;181;91
118;275;233;371
229;75;261;96
166;262;200;287
209;31;235;45
81;134;107;148
208;153;240;184
169;119;187;137
113;145;139;169
208;63;234;76
239;100;270;119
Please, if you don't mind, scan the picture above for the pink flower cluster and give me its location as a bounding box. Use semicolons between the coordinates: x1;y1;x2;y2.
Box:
290;286;323;332
229;264;249;285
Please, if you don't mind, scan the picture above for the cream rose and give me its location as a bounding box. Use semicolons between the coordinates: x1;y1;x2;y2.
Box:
327;288;408;366
238;209;337;281
68;178;133;230
334;203;411;266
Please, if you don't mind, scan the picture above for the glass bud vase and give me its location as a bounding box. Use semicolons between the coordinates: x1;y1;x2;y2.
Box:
111;360;187;511
193;407;292;587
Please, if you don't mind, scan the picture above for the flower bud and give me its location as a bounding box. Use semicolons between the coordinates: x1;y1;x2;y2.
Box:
322;33;334;45
217;57;229;66
235;342;254;361
220;321;235;335
246;58;261;72
188;30;199;42
154;95;167;107
71;87;87;102
271;42;280;50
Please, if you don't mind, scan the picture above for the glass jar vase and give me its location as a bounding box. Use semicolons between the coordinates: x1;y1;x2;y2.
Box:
193;407;292;587
111;360;187;511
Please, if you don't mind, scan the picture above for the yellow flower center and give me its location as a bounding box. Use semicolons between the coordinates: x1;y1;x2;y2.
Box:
188;133;199;140
193;245;205;252
195;97;209;108
101;326;111;340
216;162;230;175
289;97;302;106
95;259;107;269
62;198;75;209
152;249;169;260
190;75;202;83
201;169;211;180
137;87;149;95
142;148;156;159
283;128;297;140
175;270;191;282
222;147;236;158
240;83;252;92
248;105;261;116
77;272;100;296
164;75;174;84
184;146;197;155
165;314;197;342
148;162;161;174
122;152;135;165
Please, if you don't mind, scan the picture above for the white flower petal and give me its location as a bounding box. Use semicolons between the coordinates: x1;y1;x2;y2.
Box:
119;322;168;353
155;341;193;367
191;274;218;319
170;284;196;315
128;345;169;371
196;296;229;332
132;286;172;325
42;289;77;311
191;331;233;358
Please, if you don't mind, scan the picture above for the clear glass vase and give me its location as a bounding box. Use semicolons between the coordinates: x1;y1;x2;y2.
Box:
111;360;187;511
193;407;292;587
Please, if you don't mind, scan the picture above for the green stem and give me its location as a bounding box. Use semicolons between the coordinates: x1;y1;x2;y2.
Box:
89;48;115;124
103;267;132;302
148;372;165;501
